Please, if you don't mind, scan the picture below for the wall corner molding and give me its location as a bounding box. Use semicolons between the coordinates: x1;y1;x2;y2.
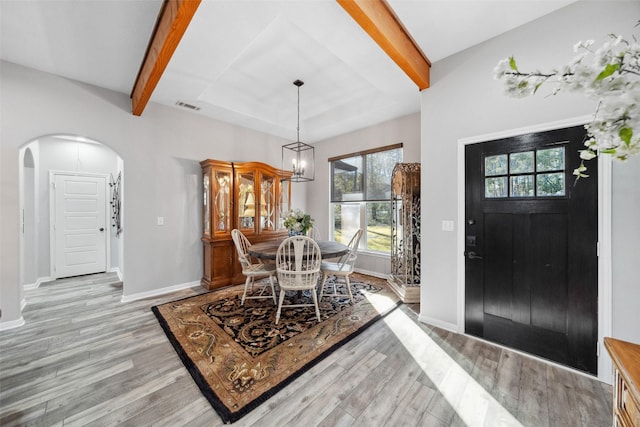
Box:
417;314;458;334
24;276;53;290
0;316;26;331
109;267;123;282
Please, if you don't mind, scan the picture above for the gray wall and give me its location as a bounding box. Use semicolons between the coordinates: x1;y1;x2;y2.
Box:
420;1;640;346
309;112;421;275
0;61;299;324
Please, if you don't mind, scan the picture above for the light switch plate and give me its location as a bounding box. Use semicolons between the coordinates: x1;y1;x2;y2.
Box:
442;220;454;232
157;216;164;226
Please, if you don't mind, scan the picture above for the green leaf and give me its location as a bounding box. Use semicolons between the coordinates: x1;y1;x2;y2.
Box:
619;127;633;146
509;56;518;71
600;148;617;154
595;63;620;80
533;82;543;94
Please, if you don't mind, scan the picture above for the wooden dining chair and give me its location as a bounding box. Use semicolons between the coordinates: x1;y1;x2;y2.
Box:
231;229;277;306
307;226;321;241
319;228;363;303
275;235;322;324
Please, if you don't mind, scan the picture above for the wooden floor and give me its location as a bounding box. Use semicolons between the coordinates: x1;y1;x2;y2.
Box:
0;273;612;426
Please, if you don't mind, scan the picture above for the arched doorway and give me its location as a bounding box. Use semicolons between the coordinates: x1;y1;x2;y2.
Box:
18;134;125;296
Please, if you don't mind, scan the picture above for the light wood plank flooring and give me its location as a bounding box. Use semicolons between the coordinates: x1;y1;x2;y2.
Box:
0;273;612;426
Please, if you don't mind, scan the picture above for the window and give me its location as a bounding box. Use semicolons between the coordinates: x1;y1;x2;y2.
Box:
484;146;566;199
330;144;402;253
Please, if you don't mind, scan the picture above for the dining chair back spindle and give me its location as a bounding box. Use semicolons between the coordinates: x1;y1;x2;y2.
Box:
308;226;321;241
231;229;277;305
319;228;363;303
275;236;322;324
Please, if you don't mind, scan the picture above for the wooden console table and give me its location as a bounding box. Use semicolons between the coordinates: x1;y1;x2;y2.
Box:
605;337;640;426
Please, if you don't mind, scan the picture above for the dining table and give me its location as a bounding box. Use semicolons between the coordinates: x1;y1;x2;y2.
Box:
248;238;348;261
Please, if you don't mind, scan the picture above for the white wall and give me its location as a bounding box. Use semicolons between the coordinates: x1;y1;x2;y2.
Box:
33;137;120;278
309;112;420;274
611;154;640;343
0;61;295;325
420;0;640;346
21;148;36;286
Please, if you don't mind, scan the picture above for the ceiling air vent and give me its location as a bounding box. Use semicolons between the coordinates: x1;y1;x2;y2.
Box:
175;101;200;111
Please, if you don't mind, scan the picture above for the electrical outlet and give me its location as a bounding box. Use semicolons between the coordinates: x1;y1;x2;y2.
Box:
442;220;454;232
157;216;164;226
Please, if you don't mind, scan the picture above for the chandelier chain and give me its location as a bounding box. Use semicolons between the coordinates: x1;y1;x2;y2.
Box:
297;83;300;142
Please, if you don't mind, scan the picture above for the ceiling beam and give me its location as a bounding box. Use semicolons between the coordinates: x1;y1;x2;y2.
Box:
131;0;201;116
337;0;430;90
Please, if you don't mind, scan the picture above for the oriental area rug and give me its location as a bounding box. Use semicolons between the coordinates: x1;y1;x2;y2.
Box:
152;273;401;424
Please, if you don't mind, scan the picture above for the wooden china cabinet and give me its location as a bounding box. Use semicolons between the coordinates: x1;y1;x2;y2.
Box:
200;160;291;290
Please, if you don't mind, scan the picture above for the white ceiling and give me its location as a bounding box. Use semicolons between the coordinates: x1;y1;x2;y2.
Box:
0;0;577;143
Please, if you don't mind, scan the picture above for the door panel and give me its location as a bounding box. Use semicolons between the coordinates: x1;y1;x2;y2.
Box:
531;213;567;333
484;213;513;320
53;173;107;278
511;213;532;325
465;125;598;374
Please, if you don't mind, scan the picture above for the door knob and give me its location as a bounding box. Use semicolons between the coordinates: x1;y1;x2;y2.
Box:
99;228;105;232
467;251;483;260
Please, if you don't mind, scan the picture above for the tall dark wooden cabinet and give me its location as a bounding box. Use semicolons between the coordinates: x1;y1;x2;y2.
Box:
200;160;291;290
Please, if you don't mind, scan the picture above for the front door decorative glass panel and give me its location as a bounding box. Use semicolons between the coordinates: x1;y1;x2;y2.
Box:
484;146;566;198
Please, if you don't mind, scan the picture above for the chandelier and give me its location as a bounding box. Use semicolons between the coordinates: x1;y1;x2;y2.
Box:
282;79;314;182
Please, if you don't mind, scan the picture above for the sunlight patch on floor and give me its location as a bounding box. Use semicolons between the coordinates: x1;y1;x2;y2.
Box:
362;289;400;314
382;308;524;427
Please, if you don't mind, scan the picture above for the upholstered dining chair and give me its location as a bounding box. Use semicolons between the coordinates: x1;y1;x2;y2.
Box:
319;228;363;303
231;229;277;306
275;235;322;324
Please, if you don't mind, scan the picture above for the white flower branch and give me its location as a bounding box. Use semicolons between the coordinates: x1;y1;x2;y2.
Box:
495;31;640;178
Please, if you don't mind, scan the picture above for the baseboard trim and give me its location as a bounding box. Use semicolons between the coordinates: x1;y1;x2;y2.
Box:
24;276;53;290
109;267;123;281
121;280;201;303
354;268;387;279
417;314;458;334
0;316;26;331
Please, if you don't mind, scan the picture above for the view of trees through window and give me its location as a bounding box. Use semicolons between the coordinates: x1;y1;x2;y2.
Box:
484;146;566;198
331;145;402;253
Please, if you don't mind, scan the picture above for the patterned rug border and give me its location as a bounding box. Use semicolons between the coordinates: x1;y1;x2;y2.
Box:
151;277;401;424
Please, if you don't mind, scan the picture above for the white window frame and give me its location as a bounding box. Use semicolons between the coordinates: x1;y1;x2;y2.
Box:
329;144;402;254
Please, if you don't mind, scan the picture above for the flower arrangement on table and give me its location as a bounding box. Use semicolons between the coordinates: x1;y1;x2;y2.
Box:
494;29;640;178
282;209;314;236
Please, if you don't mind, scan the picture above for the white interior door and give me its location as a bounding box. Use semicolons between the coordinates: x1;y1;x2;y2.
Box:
52;173;107;278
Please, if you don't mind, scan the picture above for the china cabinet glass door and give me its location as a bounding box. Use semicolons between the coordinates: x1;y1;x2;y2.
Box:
213;171;231;234
203;172;211;238
260;174;276;232
279;179;290;230
237;172;256;232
